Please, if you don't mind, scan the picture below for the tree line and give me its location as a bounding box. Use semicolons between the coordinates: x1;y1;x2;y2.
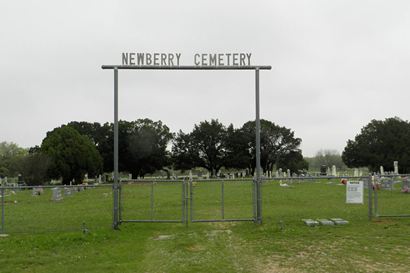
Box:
0;119;308;185
2;116;409;185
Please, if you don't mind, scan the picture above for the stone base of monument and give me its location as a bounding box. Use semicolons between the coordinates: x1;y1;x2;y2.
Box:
330;218;349;225
302;219;320;226
317;219;335;226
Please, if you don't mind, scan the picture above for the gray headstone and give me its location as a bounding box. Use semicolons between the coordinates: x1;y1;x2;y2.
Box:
317;219;335;226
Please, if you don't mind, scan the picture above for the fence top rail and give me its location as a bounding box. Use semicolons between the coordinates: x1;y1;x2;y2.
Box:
0;184;112;190
101;65;272;70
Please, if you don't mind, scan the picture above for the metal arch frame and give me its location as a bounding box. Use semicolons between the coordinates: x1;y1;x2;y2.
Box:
102;65;272;229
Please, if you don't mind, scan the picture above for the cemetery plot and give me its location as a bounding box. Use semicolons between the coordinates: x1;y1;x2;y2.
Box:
2;185;112;233
373;176;410;217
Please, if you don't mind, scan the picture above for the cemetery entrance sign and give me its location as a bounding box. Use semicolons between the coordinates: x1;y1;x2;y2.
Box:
102;53;271;229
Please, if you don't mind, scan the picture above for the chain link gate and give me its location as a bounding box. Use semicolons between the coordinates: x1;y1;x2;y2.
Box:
114;178;257;227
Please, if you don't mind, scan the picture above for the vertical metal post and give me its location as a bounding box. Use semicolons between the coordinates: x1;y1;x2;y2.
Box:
190;179;193;222
150;181;154;220
113;67;119;229
374;181;378;217
368;177;373;221
1;187;4;234
221;180;225;219
181;180;185;224
255;68;262;224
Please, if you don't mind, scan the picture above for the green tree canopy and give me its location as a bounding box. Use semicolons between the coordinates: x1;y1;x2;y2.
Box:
342;117;410;173
0;141;27;177
41;126;103;184
226;120;303;174
172;119;228;176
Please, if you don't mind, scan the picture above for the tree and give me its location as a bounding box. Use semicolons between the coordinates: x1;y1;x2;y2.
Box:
342;117;410;173
229;120;303;174
306;150;347;171
0;141;27;177
277;151;309;174
68;121;113;172
172;119;228;176
123;119;173;178
19;151;51;185
41;126;103;184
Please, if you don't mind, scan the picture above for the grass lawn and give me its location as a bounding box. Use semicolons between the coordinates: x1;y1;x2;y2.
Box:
1;180;410;273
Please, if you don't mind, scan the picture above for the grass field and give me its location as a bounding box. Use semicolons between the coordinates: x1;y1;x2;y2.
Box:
1;180;410;273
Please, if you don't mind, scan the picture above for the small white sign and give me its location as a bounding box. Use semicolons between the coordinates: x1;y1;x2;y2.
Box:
346;181;364;204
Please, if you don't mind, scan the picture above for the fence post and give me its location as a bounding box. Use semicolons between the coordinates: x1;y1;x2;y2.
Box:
150;181;154;220
221;180;225;219
1;187;4;234
190;179;193;222
368;176;373;221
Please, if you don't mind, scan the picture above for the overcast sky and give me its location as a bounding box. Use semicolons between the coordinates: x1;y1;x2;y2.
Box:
1;0;410;156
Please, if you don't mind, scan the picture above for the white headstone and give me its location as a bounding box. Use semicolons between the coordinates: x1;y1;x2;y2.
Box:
287;169;291;177
354;168;359;177
189;170;193;180
327;167;331;176
98;175;102;183
275;170;279;177
52;187;63;201
359;170;363;177
394;161;399;174
331;165;337;176
129;173;132;180
232;173;235;179
380;166;384;175
346;181;364;204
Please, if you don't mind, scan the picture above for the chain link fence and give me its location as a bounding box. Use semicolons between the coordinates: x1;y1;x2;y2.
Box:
0;184;112;234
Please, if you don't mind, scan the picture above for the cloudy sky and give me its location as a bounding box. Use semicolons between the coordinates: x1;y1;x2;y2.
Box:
1;0;409;156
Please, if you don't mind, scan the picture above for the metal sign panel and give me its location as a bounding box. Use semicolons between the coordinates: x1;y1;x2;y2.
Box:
346;181;364;204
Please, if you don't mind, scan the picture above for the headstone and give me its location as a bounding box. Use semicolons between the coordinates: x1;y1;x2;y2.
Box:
327;167;331;176
85;174;88;180
275;170;279;177
359;170;363;177
346;181;364;204
317;219;335;226
32;187;43;196
330;218;349;225
331;165;337;176
394;161;399;174
189;170;193;180
128;173;132;180
287;169;291;178
354;168;359;177
302;219;319;227
232;173;235;179
98;175;102;183
64;187;72;196
206;172;210;179
380;166;384;175
402;177;409;193
283;172;287;178
380;178;393;190
52;187;63;201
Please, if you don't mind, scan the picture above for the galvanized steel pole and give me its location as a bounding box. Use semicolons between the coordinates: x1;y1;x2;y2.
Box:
113;67;119;229
255;68;262;224
1;188;4;234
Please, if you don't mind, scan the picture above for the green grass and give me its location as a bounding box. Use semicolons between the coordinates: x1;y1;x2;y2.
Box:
1;180;410;273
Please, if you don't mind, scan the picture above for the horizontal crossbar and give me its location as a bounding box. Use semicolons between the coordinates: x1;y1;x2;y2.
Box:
101;65;272;70
120;219;182;223
191;218;255;223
